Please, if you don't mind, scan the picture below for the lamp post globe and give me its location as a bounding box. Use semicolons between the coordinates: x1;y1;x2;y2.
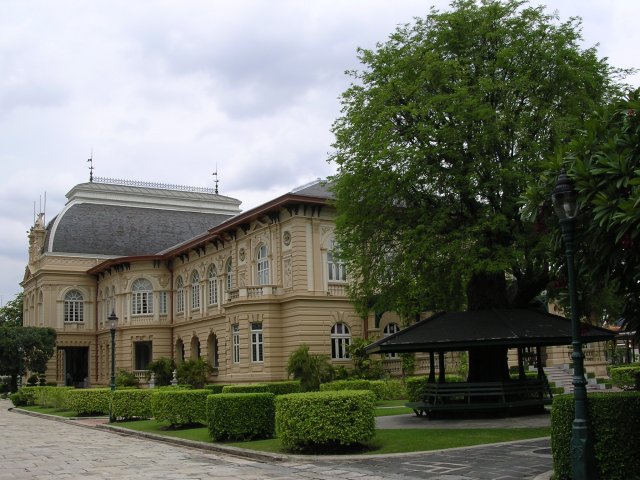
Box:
108;310;118;422
552;168;596;480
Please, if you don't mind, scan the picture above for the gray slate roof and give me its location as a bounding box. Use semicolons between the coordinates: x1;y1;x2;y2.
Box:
46;203;233;256
291;179;333;199
366;309;616;353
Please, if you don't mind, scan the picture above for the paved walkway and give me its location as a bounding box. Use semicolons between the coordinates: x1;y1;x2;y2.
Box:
0;400;552;479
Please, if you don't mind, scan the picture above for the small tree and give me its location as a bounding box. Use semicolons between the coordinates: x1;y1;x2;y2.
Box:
287;345;333;392
347;338;386;380
116;369;140;388
146;357;175;386
176;358;211;389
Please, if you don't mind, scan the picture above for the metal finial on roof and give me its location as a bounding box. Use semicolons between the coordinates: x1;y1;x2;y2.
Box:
212;167;219;194
87;151;94;182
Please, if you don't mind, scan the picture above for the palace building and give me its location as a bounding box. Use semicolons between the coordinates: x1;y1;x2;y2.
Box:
21;177;387;387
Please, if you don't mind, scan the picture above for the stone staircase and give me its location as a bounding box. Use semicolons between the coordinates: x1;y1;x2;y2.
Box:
542;365;609;394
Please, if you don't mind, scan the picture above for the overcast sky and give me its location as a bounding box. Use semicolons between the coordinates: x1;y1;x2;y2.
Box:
1;1;638;305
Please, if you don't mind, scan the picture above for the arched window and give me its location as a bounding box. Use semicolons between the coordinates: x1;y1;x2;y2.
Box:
131;278;153;315
257;244;270;285
191;271;200;310
64;290;84;323
176;276;184;313
190;336;201;359
331;323;351;359
328;240;347;282
383;322;400;358
226;258;233;291
207;265;218;306
176;338;184;364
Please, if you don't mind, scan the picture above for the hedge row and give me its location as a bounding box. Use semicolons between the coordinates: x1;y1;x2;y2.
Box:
276;390;376;451
609;364;640;390
221;381;301;395
151;389;210;426
320;379;386;400
551;392;640;480
207;393;275;441
112;389;154;420
66;388;111;416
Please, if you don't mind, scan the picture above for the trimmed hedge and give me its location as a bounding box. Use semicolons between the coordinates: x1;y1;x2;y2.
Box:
551;392;640;480
112;389;153;420
263;381;301;395
276;390;376;451
10;388;37;407
204;384;228;394
221;384;269;394
66;388;111;416
150;389;209;426
609;365;640;390
35;386;73;409
207;393;275;441
319;380;386;400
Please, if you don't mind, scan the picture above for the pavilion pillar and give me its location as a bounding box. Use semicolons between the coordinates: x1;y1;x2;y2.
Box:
438;351;446;383
428;352;436;383
518;347;526;380
536;346;545;379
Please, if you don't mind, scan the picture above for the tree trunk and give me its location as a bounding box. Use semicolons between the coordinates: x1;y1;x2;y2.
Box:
465;272;510;383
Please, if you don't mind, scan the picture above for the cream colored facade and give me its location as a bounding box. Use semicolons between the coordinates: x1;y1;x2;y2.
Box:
21;178;382;386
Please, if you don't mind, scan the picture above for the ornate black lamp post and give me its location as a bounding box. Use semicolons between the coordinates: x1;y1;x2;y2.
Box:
552;168;596;480
108;310;118;422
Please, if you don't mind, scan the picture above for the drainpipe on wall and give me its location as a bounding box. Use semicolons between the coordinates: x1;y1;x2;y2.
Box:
169;262;174;360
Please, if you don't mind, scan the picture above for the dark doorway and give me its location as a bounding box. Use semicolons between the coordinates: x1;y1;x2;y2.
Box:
62;347;89;388
134;341;152;370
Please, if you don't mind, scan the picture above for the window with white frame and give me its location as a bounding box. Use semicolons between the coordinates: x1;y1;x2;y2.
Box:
328;240;347;282
226;258;233;291
256;244;270;285
131;278;153;315
232;324;240;363
251;322;263;362
207;264;218;305
64;290;84;322
383;322;400;358
176;276;184;313
191;271;200;310
159;291;168;314
331;323;351;359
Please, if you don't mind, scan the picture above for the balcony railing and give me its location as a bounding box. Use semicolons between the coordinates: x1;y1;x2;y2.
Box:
327;283;347;296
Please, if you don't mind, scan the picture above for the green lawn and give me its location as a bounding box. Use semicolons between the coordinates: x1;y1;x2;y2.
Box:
16;405;550;455
115;419;549;455
19;405;78;418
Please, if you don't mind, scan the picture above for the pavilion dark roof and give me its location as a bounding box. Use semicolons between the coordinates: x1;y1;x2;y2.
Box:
366;309;616;353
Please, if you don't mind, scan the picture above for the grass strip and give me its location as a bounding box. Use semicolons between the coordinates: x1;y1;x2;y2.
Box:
18;406;77;418
115;419;549;455
375;406;413;416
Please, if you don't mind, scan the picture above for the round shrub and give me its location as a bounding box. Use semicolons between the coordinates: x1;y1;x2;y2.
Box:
276;390;376;452
207;392;275;441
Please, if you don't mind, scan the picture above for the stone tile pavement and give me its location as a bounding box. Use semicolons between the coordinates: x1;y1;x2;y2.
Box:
0;400;552;479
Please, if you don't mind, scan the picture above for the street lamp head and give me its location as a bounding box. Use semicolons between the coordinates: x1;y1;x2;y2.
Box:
552;168;579;221
108;310;118;331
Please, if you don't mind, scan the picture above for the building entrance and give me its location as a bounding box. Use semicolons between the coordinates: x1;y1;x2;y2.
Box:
61;347;89;387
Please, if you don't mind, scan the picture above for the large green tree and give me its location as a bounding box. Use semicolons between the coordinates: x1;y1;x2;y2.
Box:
524;89;640;333
0;293;57;391
329;0;624;379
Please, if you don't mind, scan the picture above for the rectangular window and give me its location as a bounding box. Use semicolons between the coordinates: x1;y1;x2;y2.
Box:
232;324;240;364
132;292;153;315
159;292;167;314
251;322;263;362
192;285;200;310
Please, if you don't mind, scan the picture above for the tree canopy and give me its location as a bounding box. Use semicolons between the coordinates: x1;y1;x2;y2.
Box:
0;293;23;327
329;0;623;318
0;292;57;390
524;89;640;331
